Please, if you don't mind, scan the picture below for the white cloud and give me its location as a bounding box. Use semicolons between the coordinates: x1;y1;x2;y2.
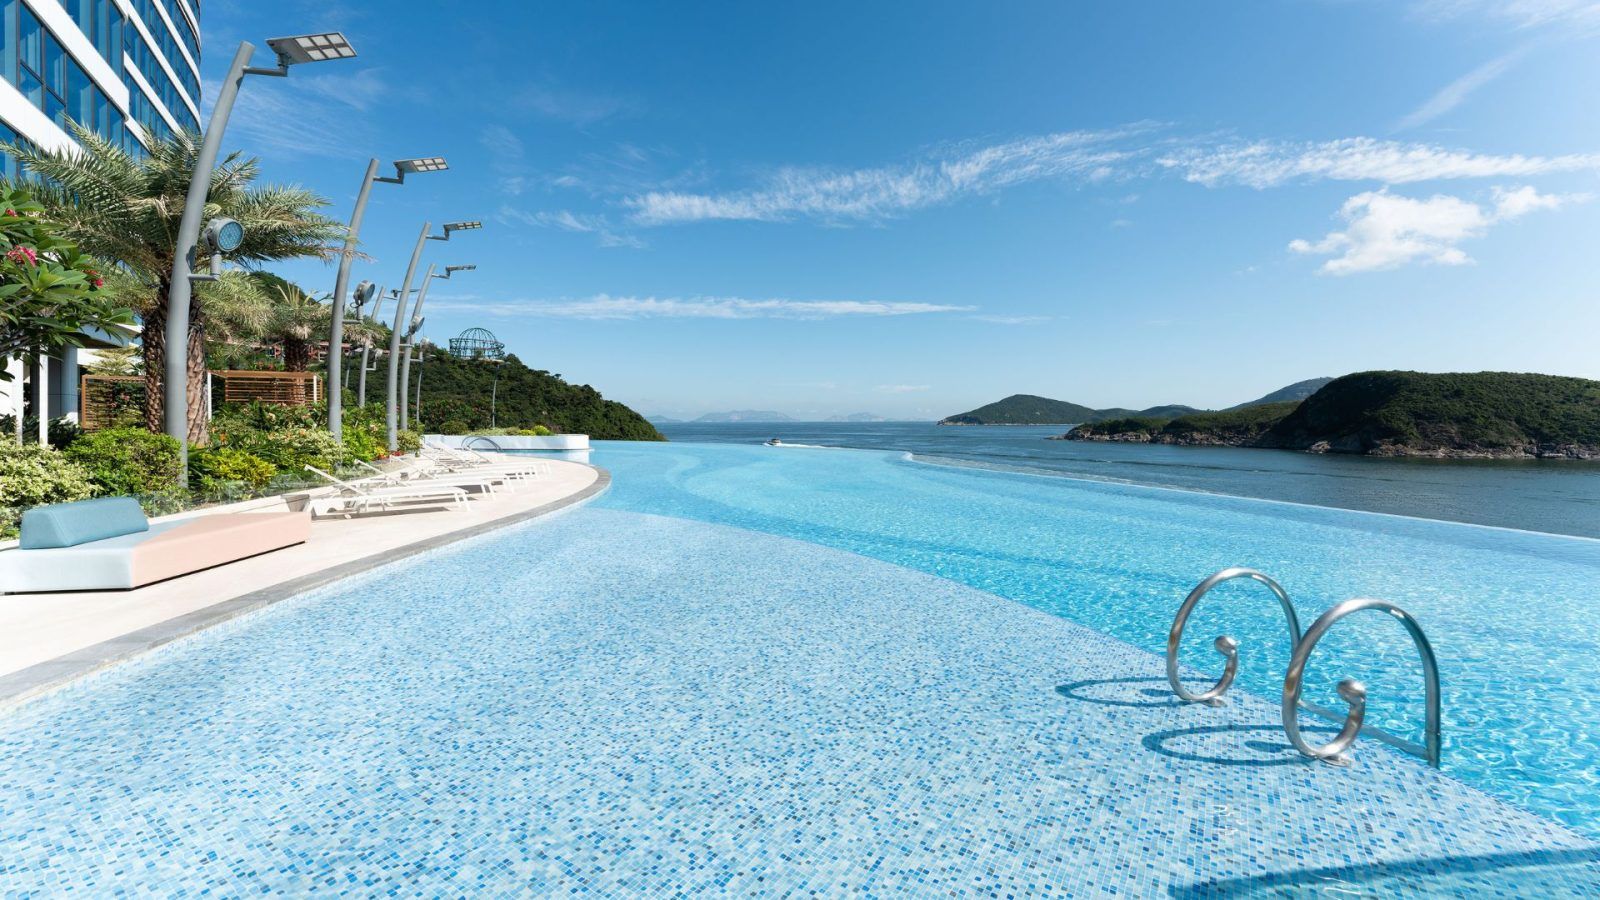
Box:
496;206;646;249
1160;137;1600;188
1397;46;1531;130
431;295;976;320
1289;185;1581;274
874;384;931;394
626;127;1148;225
1411;0;1600;30
207;68;391;161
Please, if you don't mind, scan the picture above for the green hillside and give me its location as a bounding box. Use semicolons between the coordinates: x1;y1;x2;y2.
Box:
415;351;663;441
940;394;1098;425
1074;402;1299;443
1227;377;1334;410
1260;371;1600;454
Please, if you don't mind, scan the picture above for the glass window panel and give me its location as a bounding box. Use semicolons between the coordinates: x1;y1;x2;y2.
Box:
44;33;65;98
19;8;42;75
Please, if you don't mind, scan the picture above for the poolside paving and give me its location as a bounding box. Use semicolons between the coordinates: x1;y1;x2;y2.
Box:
1;507;1596;896
0;457;601;704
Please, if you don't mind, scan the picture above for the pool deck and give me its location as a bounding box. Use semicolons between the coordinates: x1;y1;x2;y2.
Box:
0;457;606;707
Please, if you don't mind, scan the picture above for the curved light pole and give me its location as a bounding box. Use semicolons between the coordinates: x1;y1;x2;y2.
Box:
165;33;356;472
327;156;447;439
386;221;480;451
356;284;385;407
400;264;474;429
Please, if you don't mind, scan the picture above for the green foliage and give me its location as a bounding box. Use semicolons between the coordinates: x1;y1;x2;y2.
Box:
0;442;95;539
397;429;422;454
0;414;82;449
1072;403;1299;441
415;352;661;441
189;446;277;501
1263;371;1600;453
468;425;553;437
215;423;346;473
0;185;131;365
62;426;182;494
941;394;1098;426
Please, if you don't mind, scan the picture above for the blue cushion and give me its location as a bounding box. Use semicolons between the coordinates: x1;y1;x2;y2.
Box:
19;497;149;550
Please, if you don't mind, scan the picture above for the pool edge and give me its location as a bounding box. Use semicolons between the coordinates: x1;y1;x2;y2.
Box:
0;466;612;712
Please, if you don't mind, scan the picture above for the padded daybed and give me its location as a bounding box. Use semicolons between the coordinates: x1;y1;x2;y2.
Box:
0;497;310;593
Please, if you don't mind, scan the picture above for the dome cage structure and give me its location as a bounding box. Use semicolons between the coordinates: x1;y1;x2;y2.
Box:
449;327;506;362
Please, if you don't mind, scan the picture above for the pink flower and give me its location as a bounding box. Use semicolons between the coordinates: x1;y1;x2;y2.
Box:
6;246;37;266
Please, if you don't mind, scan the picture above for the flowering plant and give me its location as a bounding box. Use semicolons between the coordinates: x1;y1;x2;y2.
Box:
0;185;130;369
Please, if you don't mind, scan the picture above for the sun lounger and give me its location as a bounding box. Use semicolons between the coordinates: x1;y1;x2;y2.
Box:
350;459;515;491
0;497;310;593
303;466;472;517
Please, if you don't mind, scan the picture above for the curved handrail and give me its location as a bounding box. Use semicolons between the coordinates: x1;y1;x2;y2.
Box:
1281;597;1441;768
462;435;504;452
1167;568;1302;706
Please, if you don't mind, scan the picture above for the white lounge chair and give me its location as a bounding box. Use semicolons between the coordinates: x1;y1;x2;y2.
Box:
303;466;472;517
420;443;546;478
350;459;514;492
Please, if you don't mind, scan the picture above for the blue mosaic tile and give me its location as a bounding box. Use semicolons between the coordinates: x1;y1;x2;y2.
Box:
1;508;1596;896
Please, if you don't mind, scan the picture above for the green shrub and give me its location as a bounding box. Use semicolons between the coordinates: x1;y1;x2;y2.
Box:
0;442;95;539
218;424;346;474
438;419;468;435
396;428;422;454
63;427;182;498
189;446;277;500
0;415;83;449
340;422;384;462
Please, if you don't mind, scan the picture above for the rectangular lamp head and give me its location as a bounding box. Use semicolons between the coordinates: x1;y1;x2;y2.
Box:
445;265;477;273
444;221;483;232
396;157;449;174
266;33;357;65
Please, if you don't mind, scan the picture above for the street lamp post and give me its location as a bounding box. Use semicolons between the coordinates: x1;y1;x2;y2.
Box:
327;156;447;439
357;283;384;407
165;33;356;472
399;264;474;430
386;222;480;452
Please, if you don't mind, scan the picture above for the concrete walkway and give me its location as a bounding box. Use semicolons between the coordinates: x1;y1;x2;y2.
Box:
0;457;605;705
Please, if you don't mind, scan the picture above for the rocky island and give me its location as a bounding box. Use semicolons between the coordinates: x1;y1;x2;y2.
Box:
1061;371;1600;460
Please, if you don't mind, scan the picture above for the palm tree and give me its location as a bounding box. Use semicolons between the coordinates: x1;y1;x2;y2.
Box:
253;273;325;372
5;125;344;443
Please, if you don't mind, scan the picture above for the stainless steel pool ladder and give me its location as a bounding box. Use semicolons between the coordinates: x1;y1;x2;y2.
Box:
1166;568;1442;768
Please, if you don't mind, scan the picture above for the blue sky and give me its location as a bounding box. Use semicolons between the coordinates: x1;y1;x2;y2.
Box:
203;0;1600;420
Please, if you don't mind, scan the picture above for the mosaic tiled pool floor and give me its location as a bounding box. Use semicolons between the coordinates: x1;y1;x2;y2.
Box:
2;509;1596;896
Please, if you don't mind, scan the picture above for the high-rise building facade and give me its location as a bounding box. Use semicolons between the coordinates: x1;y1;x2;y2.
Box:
0;0;202;180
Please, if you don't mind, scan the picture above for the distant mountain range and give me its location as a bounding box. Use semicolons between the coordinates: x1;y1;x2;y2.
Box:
651;411;894;424
939;379;1333;426
691;410;796;423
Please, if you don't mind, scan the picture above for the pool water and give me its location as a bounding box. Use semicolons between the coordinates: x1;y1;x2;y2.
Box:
592;441;1600;836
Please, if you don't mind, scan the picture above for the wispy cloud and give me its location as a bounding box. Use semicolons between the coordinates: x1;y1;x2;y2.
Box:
1289;185;1583;274
496;205;646;249
1159;137;1600;188
1397;45;1533;130
874;384;931;394
1411;0;1600;30
625;127;1150;225
208;67;390;161
431;295;976;320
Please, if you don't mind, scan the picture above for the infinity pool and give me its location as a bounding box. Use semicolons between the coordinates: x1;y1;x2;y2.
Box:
591;441;1600;835
2;441;1598;895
